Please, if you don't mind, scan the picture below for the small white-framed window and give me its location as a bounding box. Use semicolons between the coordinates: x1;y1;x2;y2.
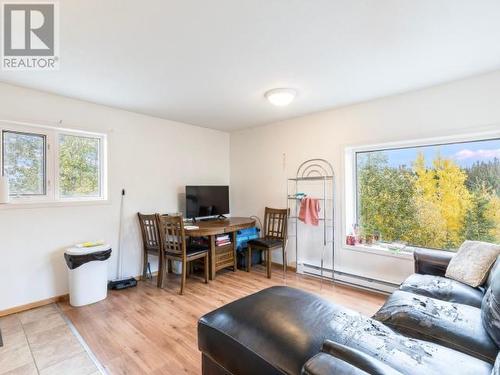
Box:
344;132;500;252
56;132;105;200
2;130;47;196
0;120;107;205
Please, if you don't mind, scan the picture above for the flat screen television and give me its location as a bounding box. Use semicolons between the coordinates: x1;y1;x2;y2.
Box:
186;185;229;219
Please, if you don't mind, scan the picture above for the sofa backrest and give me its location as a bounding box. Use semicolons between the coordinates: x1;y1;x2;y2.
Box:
486;256;500;290
482;263;500;348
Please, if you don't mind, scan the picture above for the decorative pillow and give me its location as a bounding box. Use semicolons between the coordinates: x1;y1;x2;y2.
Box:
445;241;500;288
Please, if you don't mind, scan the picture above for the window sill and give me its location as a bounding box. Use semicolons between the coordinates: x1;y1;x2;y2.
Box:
0;199;110;210
344;243;414;260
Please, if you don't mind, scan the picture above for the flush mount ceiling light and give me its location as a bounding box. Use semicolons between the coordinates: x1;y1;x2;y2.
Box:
265;88;297;106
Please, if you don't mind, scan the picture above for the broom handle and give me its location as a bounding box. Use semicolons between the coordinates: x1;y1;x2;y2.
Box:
117;189;125;279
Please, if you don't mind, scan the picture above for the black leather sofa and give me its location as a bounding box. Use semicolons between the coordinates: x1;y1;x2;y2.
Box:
198;248;500;374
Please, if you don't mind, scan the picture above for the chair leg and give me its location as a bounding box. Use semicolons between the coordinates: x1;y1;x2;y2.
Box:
246;246;252;272
204;254;209;284
156;254;165;288
146;262;153;280
266;249;271;278
180;260;187;295
159;255;166;288
142;251;148;280
282;245;287;274
167;259;173;274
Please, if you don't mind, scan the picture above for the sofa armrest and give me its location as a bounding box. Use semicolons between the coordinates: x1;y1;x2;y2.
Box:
414;248;454;277
319;340;402;375
302;353;371;375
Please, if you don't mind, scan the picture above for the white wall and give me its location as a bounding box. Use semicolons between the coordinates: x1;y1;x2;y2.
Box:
0;83;229;311
230;70;500;286
2;70;500;310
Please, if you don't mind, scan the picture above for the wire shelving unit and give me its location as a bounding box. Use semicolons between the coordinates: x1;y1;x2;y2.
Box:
287;159;335;284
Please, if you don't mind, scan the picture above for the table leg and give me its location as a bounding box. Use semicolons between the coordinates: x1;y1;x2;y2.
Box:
232;231;237;272
209;235;216;280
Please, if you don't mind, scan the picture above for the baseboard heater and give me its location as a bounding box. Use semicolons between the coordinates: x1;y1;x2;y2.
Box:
299;262;398;294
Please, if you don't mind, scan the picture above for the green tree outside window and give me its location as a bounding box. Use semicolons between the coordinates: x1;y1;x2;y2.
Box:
59;134;100;198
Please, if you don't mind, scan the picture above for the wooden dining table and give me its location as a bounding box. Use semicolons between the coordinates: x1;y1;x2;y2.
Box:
185;217;256;280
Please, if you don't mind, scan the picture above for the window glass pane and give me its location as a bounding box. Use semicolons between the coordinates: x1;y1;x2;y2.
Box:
355;138;500;251
59;134;100;198
2;131;46;195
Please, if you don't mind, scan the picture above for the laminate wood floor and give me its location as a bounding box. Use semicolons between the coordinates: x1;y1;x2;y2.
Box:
59;266;387;375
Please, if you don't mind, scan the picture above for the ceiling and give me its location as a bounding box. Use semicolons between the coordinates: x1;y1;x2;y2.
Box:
1;0;500;131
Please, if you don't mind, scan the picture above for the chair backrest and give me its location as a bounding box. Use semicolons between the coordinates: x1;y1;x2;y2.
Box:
263;207;289;241
156;214;186;257
137;213;160;252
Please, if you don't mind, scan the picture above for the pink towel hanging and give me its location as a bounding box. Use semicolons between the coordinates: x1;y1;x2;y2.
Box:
298;197;321;226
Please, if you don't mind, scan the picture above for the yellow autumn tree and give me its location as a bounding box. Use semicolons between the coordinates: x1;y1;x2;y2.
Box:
413;153;472;249
413;153;447;248
486;194;500;241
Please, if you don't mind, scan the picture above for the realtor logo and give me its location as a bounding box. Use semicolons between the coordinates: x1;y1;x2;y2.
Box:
2;2;59;70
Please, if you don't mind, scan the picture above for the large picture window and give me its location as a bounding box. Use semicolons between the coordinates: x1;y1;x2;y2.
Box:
0;121;107;204
352;137;500;251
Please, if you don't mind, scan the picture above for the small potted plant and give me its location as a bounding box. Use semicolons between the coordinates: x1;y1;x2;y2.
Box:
365;234;374;245
360;223;374;245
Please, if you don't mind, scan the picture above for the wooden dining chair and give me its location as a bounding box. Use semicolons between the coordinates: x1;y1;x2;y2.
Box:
156;214;209;294
137;213;163;287
246;207;288;278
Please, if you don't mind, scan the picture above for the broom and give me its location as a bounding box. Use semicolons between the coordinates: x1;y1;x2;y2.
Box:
108;189;137;290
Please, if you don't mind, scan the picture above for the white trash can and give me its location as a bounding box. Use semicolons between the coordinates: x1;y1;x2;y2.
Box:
64;244;112;307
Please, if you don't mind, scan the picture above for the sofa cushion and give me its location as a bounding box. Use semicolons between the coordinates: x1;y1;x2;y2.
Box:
482;263;500;348
446;241;500;287
373;290;498;363
400;273;484;308
327;307;492;375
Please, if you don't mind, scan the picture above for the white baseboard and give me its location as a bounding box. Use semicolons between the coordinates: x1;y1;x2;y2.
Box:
333;272;397;294
298;262;398;294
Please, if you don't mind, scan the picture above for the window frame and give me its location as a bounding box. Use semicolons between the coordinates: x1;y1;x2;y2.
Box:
343;130;500;255
0;120;108;206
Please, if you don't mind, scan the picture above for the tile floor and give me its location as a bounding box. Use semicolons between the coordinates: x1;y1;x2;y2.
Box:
0;304;103;375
